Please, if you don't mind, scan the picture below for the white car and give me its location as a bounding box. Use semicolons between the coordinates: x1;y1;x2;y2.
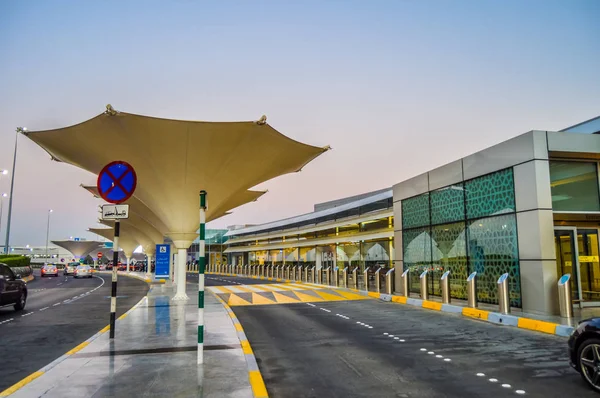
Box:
74;265;92;278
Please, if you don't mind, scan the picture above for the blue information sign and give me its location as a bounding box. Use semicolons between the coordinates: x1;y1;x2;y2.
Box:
155;244;170;279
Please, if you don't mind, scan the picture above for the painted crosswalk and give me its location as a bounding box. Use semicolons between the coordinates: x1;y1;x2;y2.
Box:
208;283;369;306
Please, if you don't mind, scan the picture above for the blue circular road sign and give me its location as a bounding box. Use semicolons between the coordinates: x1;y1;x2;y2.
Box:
97;161;137;204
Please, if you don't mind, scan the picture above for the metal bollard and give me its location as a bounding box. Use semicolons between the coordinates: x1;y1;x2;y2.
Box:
558;274;573;319
375;267;382;293
333;267;339;287
352;267;358;290
291;266;296;281
363;267;371;292
325;267;331;285
419;270;429;300
317;267;322;284
297;265;302;281
497;273;510;314
401;269;410;297
311;266;316;283
385;269;395;295
342;267;349;288
467;272;478;308
441;270;451;304
303;266;308;282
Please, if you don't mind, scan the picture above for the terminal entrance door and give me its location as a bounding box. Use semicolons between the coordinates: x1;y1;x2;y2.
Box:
555;227;600;306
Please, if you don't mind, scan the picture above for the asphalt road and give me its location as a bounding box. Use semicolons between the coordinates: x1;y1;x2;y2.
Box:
233;296;595;398
0;270;149;391
186;272;284;286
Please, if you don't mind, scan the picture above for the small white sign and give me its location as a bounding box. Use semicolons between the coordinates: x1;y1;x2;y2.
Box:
101;204;129;220
159;246;167;253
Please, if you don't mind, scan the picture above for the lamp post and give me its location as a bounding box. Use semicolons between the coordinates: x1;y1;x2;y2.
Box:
0;193;7;242
4;127;25;254
45;209;53;265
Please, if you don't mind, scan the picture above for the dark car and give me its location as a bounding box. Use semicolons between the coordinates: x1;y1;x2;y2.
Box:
568;317;600;392
0;263;28;311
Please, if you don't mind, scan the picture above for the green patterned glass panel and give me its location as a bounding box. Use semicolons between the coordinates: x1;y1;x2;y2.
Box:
402;227;431;294
430;184;465;225
467;214;521;307
431;222;468;299
465;169;515;220
401;193;430;229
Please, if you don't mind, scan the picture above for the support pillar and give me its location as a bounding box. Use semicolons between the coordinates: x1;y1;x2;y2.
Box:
168;234;196;301
146;250;155;280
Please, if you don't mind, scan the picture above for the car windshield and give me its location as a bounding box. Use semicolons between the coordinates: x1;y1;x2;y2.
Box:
77;266;89;270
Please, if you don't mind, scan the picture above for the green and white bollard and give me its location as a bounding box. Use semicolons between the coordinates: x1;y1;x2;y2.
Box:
198;190;207;364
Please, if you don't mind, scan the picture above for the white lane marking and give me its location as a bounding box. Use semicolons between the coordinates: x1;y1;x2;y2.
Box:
501;384;511;388
476;373;485;377
21;312;33;317
427;352;434;355
420;348;427;351
383;333;388;335
53;303;61;306
368;326;373;329
489;378;498;383
444;358;451;362
57;283;63;286
394;337;400;340
435;355;443;358
399;339;405;342
39;307;49;311
389;335;394;337
515;390;526;395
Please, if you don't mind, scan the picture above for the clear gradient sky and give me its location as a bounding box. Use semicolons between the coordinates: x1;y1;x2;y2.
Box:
0;0;599;246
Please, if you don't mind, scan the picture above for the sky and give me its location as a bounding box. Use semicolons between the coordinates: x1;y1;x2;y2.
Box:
0;0;599;246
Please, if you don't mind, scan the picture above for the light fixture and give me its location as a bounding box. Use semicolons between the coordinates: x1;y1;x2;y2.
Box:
1;170;7;175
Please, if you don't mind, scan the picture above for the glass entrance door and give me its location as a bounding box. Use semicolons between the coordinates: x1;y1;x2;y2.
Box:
555;228;580;303
577;229;600;302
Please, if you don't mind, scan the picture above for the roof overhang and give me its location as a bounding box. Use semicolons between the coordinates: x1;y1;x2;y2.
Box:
88;228;139;256
50;240;104;258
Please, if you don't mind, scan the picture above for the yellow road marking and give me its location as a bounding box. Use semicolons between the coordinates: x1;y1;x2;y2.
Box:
422;301;442;311
249;370;269;397
228;294;252;306
332;290;368;301
251;293;277;305
293;291;325;302
315;291;345;301
65;341;90;355
272;291;301;304
517;317;558;334
0;371;44;397
462;307;489;320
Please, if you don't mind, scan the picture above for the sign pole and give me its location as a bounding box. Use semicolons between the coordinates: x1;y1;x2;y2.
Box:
110;220;120;338
198;190;207;364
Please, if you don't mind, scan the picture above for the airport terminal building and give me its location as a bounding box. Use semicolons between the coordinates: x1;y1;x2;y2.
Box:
225;116;600;316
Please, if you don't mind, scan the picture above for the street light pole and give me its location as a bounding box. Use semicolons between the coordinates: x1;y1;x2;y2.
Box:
0;193;7;242
45;209;53;265
4;127;25;254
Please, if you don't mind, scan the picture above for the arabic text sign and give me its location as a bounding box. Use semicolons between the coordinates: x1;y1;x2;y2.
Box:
101;204;130;220
155;244;170;279
97;161;137;204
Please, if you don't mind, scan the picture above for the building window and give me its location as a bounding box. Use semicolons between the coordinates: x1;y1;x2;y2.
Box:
465;168;515;219
430;184;465;225
401;193;430;229
402;227;432;293
431;222;467;299
550;161;600;212
467;214;520;307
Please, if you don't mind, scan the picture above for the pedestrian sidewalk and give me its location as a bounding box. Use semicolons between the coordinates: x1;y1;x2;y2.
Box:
3;280;256;398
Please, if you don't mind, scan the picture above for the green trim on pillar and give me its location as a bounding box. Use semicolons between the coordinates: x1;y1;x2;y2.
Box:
199;257;206;273
200;190;207;208
198;291;204;308
198;325;204;344
199;223;206;238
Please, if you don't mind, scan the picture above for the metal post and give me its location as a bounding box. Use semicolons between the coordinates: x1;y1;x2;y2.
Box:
401;269;410;297
333;266;339;287
497;273;510;315
467;272;478;308
385;269;395;295
109;220;120;339
311;266;316;283
342;267;349;288
375;267;382;293
260;264;264;278
363;267;371;292
441;270;451;304
45;209;52;265
303;265;308;282
317;266;321;284
419;270;428;300
4;128;20;254
558;274;574;319
198;190;207;364
325;267;331;285
352;267;358;290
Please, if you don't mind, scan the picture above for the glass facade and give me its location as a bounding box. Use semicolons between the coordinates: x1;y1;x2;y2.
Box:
401;168;522;307
550;161;600;212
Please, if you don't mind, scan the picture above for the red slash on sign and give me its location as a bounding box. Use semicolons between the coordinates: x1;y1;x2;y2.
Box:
97;161;137;204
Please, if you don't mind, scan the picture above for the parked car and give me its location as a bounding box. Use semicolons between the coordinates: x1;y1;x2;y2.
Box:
74;265;93;278
41;264;59;277
64;262;79;276
568;318;600;392
0;263;28;311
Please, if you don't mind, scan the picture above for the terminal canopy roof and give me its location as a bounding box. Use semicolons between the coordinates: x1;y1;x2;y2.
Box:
51;240;104;258
88;228;139;256
25;106;329;243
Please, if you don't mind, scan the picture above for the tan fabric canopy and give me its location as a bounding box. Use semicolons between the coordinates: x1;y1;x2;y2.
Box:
25;106;329;245
88;228;139;256
51;240;104;258
99;219;153;255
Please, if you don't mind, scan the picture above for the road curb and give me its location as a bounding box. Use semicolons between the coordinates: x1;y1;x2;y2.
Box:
96;270;165;284
0;290;148;397
207;272;575;338
210;290;269;398
20;275;34;283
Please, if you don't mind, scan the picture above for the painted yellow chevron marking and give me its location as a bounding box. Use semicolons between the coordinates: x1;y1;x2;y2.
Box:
293;290;325;302
272;291;301;304
228;294;252;306
251;293;277;305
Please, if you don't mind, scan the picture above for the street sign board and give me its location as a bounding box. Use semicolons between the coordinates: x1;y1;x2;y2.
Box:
97;252;103;258
97;161;137;204
155;244;170;279
101;204;130;220
74;238;80;241
104;242;113;249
